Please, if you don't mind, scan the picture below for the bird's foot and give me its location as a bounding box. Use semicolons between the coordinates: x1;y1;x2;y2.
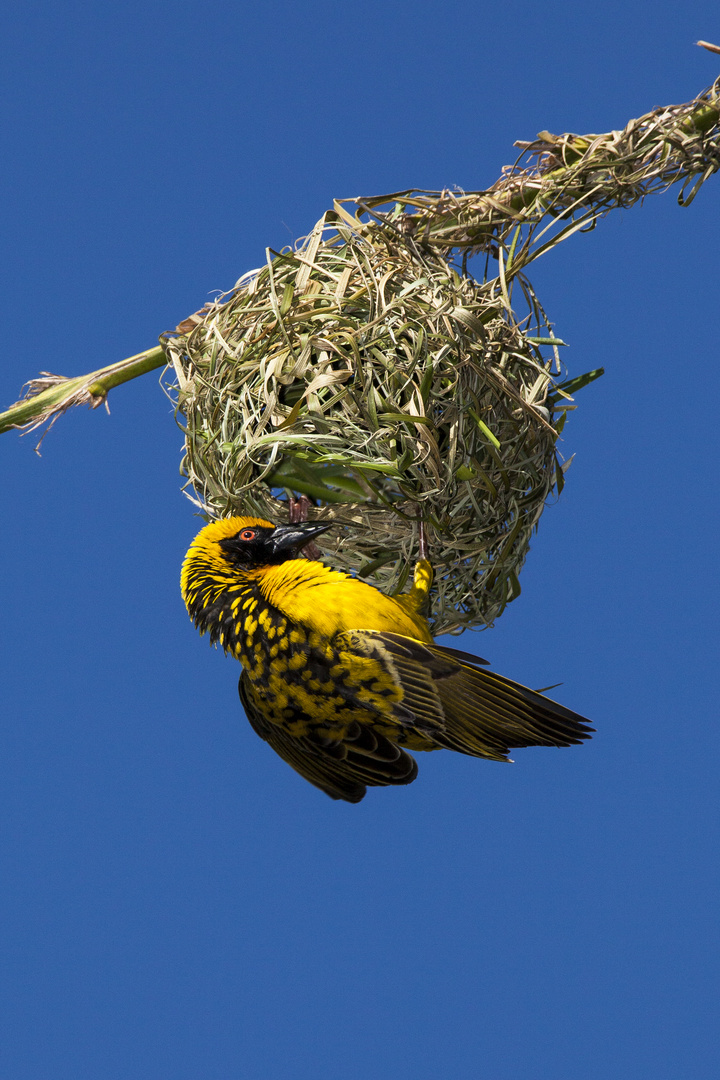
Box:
288;495;323;559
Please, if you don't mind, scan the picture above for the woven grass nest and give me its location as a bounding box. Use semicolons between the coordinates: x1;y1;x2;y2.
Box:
165;205;581;635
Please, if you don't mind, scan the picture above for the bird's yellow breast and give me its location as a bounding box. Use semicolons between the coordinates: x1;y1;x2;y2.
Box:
254;560;433;644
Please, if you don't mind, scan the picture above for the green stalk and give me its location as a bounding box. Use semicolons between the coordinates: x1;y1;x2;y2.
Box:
0;345;166;435
365;79;720;251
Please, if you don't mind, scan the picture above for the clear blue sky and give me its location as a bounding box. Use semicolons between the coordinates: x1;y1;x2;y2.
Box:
1;3;718;1078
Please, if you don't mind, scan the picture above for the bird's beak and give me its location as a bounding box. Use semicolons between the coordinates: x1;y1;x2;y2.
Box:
269;521;332;557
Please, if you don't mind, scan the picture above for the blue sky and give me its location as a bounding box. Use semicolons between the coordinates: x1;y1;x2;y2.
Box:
1;3;719;1078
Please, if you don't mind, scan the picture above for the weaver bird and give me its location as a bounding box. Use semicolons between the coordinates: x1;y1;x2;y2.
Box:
181;516;592;802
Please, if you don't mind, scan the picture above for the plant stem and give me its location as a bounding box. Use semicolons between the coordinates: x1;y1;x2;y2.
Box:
0;345;166;435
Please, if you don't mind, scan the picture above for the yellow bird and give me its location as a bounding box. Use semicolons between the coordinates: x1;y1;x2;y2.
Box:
181;516;592;802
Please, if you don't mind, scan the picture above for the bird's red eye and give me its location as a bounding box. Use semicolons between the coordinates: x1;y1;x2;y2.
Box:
238;529;257;541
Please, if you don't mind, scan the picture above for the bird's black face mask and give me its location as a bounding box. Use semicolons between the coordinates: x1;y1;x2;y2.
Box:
218;522;331;567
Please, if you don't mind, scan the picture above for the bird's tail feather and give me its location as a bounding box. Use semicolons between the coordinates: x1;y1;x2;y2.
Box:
370;632;594;761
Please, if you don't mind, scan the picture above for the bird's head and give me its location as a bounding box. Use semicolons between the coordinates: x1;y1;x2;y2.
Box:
181;515;333;635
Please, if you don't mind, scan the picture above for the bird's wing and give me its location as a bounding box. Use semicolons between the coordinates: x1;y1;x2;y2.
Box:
350;631;594;761
332;628;449;736
238;674;418;803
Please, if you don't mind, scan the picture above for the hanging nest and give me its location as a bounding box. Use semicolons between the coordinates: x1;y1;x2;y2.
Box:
163;208;581;634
